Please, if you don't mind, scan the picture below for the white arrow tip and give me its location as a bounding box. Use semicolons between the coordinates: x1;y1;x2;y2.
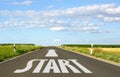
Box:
45;49;58;57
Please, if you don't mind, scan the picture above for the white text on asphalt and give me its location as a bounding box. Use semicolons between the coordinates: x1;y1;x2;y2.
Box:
14;59;92;73
14;49;92;74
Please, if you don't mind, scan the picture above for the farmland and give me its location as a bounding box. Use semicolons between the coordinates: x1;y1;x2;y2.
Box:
0;44;43;62
61;44;120;63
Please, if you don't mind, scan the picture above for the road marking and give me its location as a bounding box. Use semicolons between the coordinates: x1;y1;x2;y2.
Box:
43;59;61;73
45;49;58;57
14;59;39;73
69;59;92;73
14;49;92;74
33;59;47;73
58;59;81;73
14;59;92;73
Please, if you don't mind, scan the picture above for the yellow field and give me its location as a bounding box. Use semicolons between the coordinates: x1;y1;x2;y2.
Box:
62;46;120;63
100;48;120;52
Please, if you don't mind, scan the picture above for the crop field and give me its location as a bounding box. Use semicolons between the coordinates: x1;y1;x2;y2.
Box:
61;44;120;63
0;44;43;62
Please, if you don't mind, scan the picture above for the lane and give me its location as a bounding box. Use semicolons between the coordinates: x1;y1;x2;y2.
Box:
0;47;120;77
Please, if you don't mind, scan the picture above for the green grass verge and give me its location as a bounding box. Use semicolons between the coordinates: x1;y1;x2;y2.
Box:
61;46;120;63
0;45;43;62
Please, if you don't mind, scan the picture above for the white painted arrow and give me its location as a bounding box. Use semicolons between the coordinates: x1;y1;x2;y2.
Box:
45;49;58;57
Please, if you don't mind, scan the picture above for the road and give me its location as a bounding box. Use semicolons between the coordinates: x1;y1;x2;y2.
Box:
0;47;120;77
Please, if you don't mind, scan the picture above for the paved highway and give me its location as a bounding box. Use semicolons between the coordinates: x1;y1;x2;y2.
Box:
0;47;120;77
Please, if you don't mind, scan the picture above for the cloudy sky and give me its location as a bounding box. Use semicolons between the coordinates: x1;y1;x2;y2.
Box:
0;0;120;45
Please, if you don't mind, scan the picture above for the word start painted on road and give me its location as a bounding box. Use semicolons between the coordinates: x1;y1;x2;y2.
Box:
14;49;92;74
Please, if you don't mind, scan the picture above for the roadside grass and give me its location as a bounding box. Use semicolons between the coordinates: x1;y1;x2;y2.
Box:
61;46;120;63
0;45;43;62
62;46;90;54
93;48;120;63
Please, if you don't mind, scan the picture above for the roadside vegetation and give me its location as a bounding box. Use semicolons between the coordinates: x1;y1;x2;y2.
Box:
0;44;43;62
61;44;120;63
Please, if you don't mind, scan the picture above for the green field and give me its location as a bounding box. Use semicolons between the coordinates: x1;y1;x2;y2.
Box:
0;44;43;62
61;44;120;63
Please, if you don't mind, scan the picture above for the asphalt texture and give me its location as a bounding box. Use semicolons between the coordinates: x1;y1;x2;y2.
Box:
0;47;120;77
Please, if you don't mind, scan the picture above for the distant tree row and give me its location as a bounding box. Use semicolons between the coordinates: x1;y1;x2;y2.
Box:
0;43;35;46
62;44;120;48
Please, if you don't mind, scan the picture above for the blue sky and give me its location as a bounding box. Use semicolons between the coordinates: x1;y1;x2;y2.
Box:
0;0;120;46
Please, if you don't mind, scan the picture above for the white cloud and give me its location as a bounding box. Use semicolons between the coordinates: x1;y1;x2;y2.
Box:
43;3;120;22
105;6;120;14
49;26;65;31
11;0;32;6
103;17;120;22
0;3;119;32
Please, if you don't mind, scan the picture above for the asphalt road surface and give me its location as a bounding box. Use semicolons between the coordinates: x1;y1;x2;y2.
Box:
0;47;120;77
